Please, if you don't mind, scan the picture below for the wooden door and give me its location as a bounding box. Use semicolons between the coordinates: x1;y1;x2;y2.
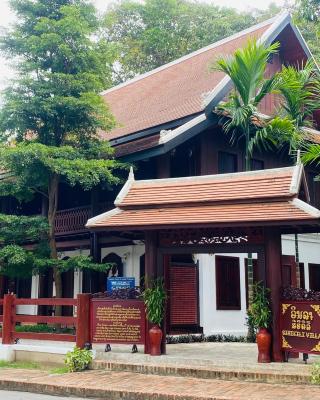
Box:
281;255;297;287
168;262;199;333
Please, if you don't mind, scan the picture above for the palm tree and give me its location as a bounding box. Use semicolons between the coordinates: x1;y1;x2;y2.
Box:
214;39;281;172
276;60;320;154
213;39;283;340
276;60;320;282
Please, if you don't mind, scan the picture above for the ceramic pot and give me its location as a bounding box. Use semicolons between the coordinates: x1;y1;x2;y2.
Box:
149;324;162;356
256;327;271;363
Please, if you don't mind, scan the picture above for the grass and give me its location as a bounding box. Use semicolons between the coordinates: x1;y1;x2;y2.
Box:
0;360;69;374
49;366;69;374
0;360;41;369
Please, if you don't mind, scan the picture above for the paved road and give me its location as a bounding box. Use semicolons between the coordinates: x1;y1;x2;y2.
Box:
0;391;89;399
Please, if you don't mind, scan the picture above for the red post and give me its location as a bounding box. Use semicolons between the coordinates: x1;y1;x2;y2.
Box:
76;293;91;349
265;228;284;362
144;231;158;354
2;294;15;345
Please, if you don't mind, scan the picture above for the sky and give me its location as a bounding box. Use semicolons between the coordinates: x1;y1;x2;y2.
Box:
0;0;287;88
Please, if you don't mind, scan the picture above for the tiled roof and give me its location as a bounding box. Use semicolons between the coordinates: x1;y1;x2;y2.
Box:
86;164;320;231
101;19;273;141
87;201;315;229
117;168;294;208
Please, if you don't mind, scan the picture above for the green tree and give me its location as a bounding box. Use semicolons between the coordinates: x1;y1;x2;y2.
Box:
102;0;258;83
214;39;281;171
293;0;320;63
276;61;320;154
0;214;49;279
0;0;122;302
213;39;286;340
276;61;320;272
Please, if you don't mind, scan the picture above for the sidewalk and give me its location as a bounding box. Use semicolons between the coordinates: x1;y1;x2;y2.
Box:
0;368;319;400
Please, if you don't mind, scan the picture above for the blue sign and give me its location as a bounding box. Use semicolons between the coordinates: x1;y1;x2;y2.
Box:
107;277;135;292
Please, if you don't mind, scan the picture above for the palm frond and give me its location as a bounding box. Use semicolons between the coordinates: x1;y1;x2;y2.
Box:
276;60;320;127
301;143;320;166
214;39;280;106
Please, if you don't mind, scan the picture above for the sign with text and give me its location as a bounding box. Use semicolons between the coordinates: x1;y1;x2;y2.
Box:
280;301;320;354
106;277;135;292
91;299;146;345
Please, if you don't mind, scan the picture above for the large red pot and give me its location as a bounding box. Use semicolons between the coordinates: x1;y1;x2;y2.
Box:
149;324;163;356
256;327;271;363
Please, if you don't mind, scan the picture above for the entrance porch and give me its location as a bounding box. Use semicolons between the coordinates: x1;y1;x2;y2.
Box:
87;164;320;362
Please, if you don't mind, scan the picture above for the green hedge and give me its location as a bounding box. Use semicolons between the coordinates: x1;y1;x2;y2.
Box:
0;324;75;334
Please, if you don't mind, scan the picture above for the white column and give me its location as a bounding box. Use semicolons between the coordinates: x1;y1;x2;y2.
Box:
74;269;83;297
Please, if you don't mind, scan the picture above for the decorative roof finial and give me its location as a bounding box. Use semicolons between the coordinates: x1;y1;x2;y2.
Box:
128;166;135;181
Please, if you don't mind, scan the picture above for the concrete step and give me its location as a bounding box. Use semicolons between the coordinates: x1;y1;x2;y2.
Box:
91;358;311;385
0;368;318;400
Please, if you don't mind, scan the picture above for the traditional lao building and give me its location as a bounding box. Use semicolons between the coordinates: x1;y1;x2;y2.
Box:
1;12;320;345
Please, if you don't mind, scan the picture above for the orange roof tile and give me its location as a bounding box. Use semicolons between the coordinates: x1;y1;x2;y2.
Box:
101;20;273;141
117;168;294;208
86;164;320;231
87;200;316;230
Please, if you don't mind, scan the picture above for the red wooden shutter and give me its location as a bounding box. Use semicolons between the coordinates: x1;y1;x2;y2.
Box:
281;255;297;287
169;264;198;326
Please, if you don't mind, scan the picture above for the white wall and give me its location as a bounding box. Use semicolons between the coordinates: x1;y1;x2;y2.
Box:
101;244;145;287
196;234;320;336
26;234;320;331
282;233;320;290
196;253;255;336
16;275;39;315
58;248;90;298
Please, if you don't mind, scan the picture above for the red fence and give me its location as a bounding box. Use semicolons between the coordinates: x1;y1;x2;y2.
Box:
0;294;90;348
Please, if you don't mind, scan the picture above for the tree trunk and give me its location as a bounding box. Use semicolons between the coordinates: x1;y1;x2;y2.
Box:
47;174;62;316
245;128;255;341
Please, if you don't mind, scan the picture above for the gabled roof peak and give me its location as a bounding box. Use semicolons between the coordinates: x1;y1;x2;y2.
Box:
101;13;286;97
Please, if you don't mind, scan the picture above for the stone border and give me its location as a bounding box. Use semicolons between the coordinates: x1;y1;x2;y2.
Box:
92;360;311;385
0;378;219;400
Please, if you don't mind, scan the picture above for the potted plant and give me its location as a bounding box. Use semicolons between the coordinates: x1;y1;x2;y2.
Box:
142;278;167;356
247;282;272;363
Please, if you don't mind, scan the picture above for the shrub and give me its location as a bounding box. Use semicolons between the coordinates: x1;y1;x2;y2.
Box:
65;346;92;372
142;278;167;326
15;324;75;334
311;362;320;385
247;282;271;331
166;334;247;344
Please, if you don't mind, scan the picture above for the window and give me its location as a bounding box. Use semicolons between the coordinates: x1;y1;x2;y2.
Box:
102;253;123;277
170;140;200;178
251;159;264;171
216;256;241;310
218;152;237;174
309;264;320;291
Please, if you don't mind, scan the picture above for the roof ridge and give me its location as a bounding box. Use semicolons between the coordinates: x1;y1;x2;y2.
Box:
133;166;295;185
101;14;280;96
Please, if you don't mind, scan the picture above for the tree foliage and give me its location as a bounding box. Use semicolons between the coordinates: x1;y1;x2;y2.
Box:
214;39;282;168
0;0;121;288
102;0;261;83
293;0;320;63
275;60;320;156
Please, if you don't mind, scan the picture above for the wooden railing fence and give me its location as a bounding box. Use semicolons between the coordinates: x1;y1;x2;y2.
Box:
0;294;91;348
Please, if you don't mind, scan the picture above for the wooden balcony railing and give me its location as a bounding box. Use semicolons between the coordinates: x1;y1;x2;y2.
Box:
55;203;113;236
